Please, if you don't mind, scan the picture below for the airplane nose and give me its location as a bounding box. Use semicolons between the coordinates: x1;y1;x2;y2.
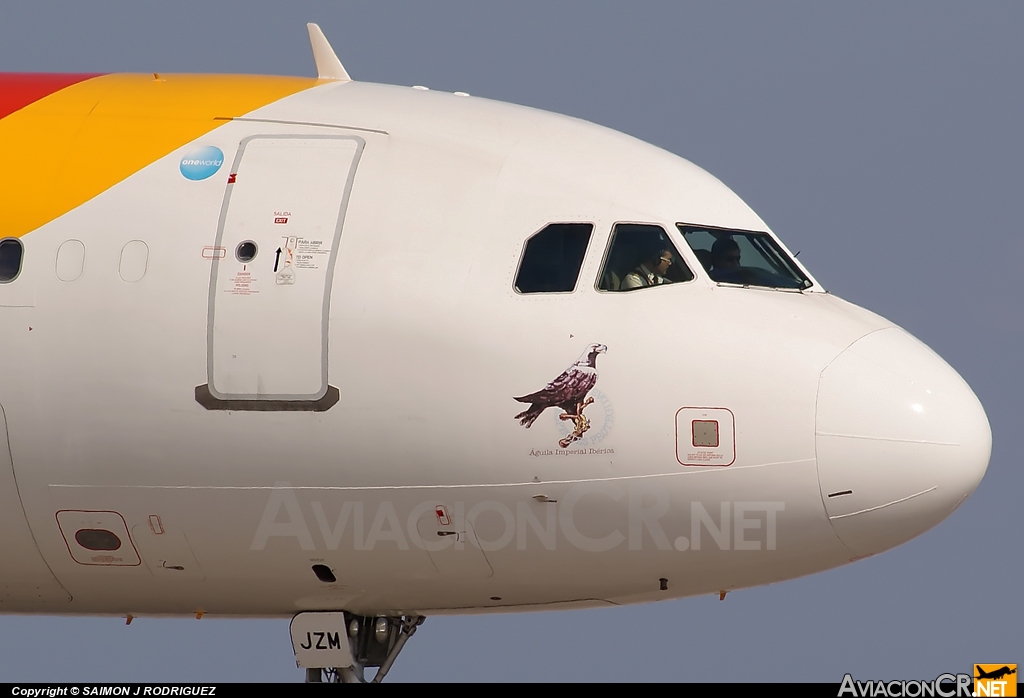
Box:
815;327;991;557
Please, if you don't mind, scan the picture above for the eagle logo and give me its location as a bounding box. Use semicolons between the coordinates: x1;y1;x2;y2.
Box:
514;343;607;448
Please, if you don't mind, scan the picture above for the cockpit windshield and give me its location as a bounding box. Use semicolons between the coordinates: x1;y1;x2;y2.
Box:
677;224;812;290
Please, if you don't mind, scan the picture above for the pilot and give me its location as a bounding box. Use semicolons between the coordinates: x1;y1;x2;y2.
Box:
621;247;674;289
709;237;745;283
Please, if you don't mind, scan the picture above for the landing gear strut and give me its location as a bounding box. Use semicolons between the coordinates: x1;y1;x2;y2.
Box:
303;613;425;684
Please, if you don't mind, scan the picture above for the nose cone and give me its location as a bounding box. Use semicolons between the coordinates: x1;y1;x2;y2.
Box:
815;327;991;557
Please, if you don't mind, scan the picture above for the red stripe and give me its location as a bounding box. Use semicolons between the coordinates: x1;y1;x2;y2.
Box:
0;73;103;120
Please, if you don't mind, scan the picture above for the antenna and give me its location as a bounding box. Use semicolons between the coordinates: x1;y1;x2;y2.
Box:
306;23;351;82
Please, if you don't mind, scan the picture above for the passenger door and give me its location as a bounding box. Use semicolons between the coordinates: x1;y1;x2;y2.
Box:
205;135;363;405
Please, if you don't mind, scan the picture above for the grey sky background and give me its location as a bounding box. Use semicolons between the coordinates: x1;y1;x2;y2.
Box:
0;1;1020;683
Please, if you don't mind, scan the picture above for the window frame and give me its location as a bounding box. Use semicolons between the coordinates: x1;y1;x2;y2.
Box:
594;221;696;293
0;237;25;284
512;221;596;295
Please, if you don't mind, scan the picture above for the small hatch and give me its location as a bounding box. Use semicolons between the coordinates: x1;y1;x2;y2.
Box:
75;529;122;551
56;510;140;566
675;407;736;467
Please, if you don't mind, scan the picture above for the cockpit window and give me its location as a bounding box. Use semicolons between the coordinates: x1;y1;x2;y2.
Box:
514;223;593;293
598;223;693;292
677;224;811;290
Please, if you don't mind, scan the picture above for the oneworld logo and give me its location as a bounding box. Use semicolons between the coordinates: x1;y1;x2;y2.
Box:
179;145;224;181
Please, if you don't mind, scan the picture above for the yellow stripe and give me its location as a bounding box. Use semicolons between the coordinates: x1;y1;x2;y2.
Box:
0;73;321;239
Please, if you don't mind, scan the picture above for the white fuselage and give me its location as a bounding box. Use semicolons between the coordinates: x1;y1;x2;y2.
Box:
0;80;991;617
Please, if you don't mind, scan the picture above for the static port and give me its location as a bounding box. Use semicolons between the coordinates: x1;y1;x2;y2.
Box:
311;564;336;583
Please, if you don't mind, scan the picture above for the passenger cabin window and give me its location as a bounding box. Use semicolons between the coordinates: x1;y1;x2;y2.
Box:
598;223;693;291
678;224;811;290
514;223;593;293
0;238;24;283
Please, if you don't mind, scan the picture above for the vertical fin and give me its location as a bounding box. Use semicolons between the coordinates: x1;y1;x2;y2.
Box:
307;23;352;82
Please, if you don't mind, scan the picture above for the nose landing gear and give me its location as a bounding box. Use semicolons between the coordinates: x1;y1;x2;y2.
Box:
298;613;425;684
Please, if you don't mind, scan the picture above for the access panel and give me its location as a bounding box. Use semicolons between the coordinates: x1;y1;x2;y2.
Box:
675;407;736;466
203;135;363;407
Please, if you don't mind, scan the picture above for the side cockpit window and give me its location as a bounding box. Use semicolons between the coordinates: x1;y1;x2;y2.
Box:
678;224;811;290
514;223;593;293
598;223;693;291
0;238;24;283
